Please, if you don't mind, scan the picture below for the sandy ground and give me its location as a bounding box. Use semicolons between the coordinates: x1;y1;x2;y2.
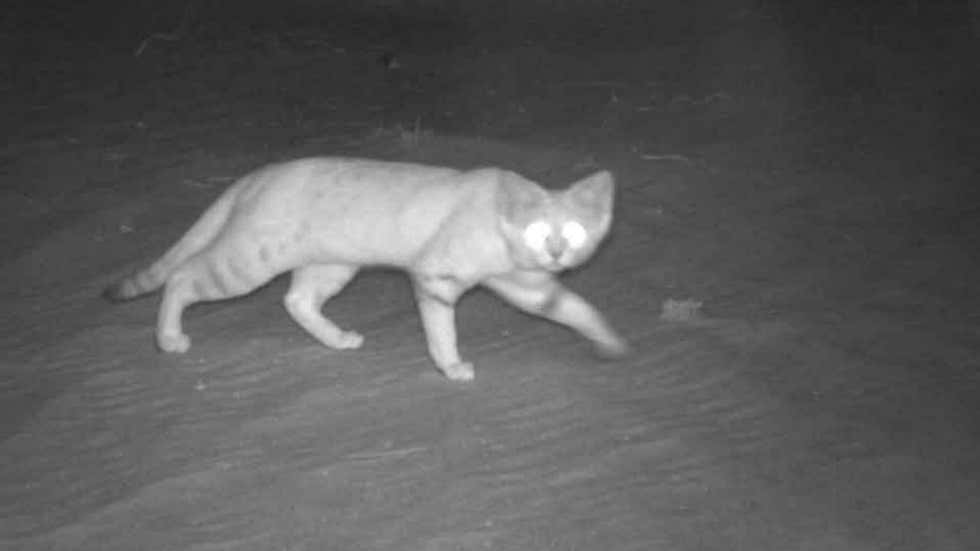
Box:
2;7;979;550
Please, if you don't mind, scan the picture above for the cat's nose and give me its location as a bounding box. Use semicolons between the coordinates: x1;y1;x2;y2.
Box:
545;237;564;259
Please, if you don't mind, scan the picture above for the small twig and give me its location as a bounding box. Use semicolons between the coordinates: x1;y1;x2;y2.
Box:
345;446;427;461
670;91;732;106
133;0;196;57
640;153;694;164
557;80;629;88
660;298;704;322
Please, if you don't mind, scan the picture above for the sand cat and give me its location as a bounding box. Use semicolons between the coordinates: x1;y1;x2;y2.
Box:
105;158;628;381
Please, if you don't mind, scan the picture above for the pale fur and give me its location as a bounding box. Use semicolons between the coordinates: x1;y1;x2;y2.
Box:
105;157;628;380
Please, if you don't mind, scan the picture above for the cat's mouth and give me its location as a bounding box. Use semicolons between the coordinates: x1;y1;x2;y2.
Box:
542;259;565;272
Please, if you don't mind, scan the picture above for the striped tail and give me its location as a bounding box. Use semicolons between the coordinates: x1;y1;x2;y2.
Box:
102;190;237;302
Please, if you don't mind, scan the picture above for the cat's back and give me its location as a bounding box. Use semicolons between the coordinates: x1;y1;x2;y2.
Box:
237;157;505;264
261;157;463;188
305;158;487;216
228;157;469;218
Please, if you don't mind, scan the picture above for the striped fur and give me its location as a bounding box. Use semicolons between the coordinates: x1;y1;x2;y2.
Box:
104;189;238;302
105;157;628;381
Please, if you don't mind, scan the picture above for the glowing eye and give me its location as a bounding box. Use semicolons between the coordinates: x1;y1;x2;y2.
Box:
561;221;588;249
523;221;552;250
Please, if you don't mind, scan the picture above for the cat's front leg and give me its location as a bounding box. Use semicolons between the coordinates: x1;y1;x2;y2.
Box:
413;275;474;381
484;271;630;359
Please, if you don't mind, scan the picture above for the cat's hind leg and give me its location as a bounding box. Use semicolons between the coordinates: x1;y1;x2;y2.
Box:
284;264;363;350
157;252;277;353
157;278;195;353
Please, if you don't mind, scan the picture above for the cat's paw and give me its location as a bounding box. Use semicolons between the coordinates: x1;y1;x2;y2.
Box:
439;361;475;382
333;330;364;350
158;332;191;354
593;336;631;360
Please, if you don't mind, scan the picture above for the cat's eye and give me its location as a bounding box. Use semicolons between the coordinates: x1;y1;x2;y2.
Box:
523;220;552;250
561;221;588;249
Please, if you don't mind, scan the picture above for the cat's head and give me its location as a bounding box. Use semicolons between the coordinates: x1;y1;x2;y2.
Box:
497;170;615;272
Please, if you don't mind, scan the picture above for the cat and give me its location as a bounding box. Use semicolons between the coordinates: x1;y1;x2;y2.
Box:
104;157;629;381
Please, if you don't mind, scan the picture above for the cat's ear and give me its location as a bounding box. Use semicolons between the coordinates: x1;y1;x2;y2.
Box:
496;171;549;222
565;170;614;214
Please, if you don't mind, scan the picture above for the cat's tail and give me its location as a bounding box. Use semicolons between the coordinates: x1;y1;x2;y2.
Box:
103;190;237;302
